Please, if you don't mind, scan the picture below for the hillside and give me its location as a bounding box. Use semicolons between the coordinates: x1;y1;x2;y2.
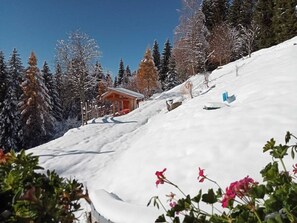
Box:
29;37;297;222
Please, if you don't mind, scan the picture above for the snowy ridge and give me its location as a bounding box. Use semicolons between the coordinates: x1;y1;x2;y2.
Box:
29;37;297;223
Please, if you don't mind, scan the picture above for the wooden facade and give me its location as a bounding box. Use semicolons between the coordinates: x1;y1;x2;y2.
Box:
102;87;144;116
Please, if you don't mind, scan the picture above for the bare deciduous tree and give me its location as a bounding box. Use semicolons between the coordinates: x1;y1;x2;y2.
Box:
55;30;100;118
209;23;241;66
240;23;259;57
174;0;209;77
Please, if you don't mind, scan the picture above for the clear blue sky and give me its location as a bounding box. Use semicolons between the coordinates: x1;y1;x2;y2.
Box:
0;0;181;77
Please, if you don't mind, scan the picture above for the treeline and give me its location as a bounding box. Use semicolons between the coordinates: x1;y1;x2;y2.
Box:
0;32;110;151
172;0;297;79
119;0;297;98
1;0;296;151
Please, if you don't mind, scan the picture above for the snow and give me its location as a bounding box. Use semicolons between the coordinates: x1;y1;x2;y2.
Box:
29;37;297;223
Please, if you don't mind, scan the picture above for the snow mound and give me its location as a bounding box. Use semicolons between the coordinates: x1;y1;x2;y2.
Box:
29;37;297;222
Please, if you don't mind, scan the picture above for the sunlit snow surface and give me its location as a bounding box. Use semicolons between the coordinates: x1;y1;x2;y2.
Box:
29;37;297;222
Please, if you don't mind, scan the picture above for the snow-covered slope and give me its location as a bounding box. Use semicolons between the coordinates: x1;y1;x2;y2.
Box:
29;37;297;222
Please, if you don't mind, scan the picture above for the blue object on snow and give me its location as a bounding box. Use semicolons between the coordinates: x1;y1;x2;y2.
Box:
222;91;228;102
226;95;236;103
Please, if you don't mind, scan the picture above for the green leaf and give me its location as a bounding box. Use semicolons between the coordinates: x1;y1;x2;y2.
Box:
192;189;201;203
285;131;291;144
260;162;279;182
271;145;289;159
291;147;295;159
263;138;276;153
266;213;284;223
147;197;153;207
282;208;296;222
155;214;166;222
202;189;217;204
14;200;38;219
173;217;180;223
250;184;266;199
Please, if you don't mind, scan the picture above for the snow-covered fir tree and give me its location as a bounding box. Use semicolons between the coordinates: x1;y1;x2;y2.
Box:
272;0;297;44
202;0;229;31
164;55;180;91
0;51;23;152
152;40;161;70
93;61;105;82
54;63;66;118
125;65;131;78
42;61;63;122
0;52;7;110
105;72;113;87
122;65;131;87
114;76;118;88
124;70;138;92
19;52;53;149
117;59;125;86
253;0;275;49
90;61;104;99
228;0;256;28
159;39;172;91
8;48;24;101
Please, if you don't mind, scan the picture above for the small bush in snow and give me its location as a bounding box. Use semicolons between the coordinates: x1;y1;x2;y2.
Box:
0;150;89;222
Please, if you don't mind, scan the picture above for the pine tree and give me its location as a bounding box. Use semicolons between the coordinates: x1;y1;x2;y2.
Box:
117;59;125;86
0;52;23;152
19;52;53;149
114;76;118;88
8;48;24;101
122;65;131;87
105;73;113;87
98;79;107;100
91;61;104;97
54;63;68;120
0;52;7;111
272;0;297;44
125;65;131;77
228;0;256;28
125;71;138;92
253;0;275;49
42;61;62;123
164;55;180;91
202;0;229;31
228;0;242;27
136;48;158;98
159;39;172;90
152;40;161;70
94;61;104;82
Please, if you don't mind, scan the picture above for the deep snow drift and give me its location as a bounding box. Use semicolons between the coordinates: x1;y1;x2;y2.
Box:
29;37;297;222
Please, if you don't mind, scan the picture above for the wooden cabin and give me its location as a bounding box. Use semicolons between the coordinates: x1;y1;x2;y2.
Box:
102;87;144;116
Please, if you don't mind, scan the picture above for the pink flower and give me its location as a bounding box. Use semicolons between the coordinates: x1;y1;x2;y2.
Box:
169;201;177;208
155;168;167;187
166;192;176;202
221;196;229;208
221;176;257;208
197;167;206;183
293;164;297;175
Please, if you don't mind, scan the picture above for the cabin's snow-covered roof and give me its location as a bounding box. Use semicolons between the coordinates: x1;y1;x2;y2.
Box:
103;87;144;99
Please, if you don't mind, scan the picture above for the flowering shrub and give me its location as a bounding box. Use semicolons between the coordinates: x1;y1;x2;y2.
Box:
148;132;297;222
0;150;90;222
